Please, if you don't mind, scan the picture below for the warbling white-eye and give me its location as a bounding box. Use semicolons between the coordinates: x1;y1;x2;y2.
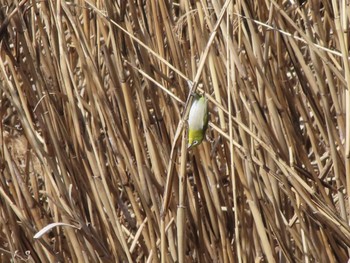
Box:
188;94;208;148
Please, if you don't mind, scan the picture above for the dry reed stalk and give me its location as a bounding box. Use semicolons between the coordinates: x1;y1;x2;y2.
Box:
0;0;349;262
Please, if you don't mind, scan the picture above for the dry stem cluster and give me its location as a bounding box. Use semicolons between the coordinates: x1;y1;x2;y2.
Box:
0;1;349;262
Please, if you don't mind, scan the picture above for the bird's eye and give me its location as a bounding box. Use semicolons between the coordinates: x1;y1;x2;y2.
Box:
193;140;198;145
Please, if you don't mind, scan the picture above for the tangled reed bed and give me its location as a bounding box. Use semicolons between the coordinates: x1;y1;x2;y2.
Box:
0;0;349;262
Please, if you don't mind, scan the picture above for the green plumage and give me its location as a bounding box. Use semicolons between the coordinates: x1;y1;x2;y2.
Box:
188;94;208;148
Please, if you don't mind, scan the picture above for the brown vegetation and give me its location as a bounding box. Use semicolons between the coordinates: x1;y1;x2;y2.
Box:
0;0;349;262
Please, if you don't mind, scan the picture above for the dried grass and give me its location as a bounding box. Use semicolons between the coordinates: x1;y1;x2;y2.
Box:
0;0;349;262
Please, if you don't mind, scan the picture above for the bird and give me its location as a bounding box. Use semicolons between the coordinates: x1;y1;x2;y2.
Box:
188;93;208;148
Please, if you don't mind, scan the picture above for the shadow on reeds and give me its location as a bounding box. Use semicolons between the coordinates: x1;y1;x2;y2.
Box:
0;1;349;262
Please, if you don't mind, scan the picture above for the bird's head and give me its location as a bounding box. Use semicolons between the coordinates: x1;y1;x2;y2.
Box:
188;129;204;149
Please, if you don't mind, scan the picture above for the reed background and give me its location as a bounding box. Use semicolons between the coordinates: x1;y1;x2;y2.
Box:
0;0;349;262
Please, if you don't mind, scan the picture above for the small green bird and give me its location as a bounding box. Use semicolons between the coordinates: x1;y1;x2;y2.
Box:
188;94;208;148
